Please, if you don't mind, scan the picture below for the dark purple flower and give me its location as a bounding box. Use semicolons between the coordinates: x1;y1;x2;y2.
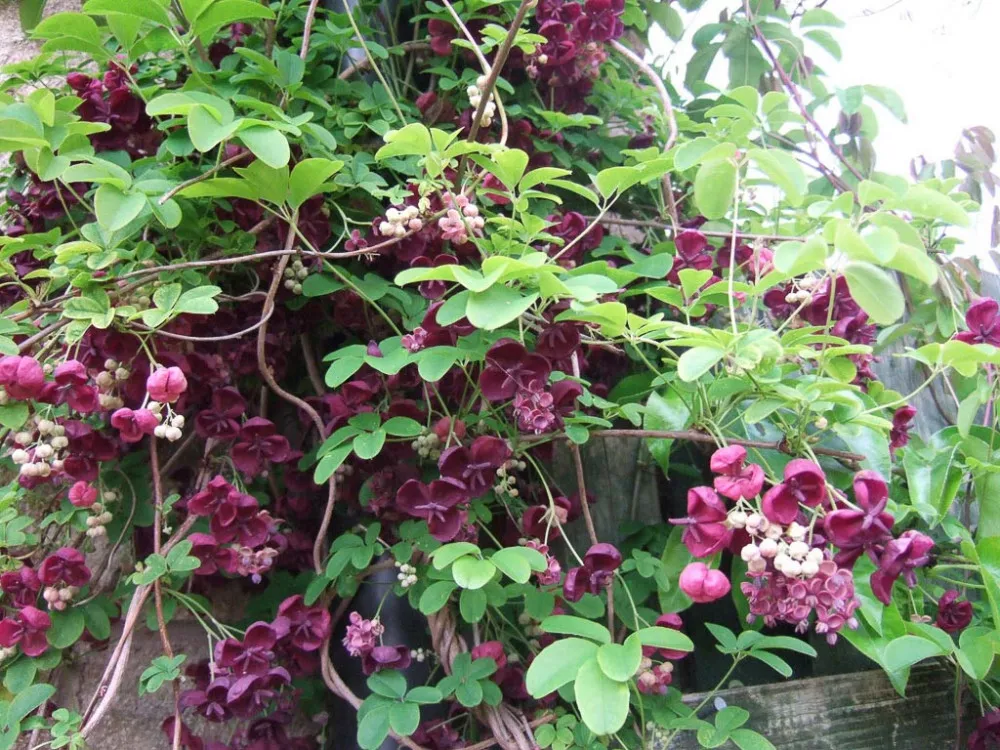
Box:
955;298;1000;346
935;590;973;633
575;0;624;41
969;709;1000;750
870;530;934;605
195;387;246;440
890;405;917;453
427;19;456;56
232;418;291;477
187;475;236;517
0;606;51;656
761;459;826;524
226;668;290;718
38;547;91;587
395;478;469;541
216;622;283;676
710;445;764;500
0;566;40;608
667;230;713;284
537;0;582;23
361;644;412;675
536;322;581;362
479;339;551;403
669;486;731;558
824;470;895;568
438;436;511;496
46;360;98;413
209;493;270;547
544;211;603;266
411;254;458;299
563;543;622;602
276;595;331;652
179;677;233;722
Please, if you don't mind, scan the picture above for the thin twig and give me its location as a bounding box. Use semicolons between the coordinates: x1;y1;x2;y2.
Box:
158;152;251;205
338;40;431;80
590;215;801;243
569;443;615;634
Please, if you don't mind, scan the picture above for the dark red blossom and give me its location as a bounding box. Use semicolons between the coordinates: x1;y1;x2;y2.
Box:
563;543;622;602
890;405;916;453
232;418;291;477
195;387;247;440
180;678;233;723
575;0;625;42
0;606;51;656
438;436;511;496
38;547;91;587
544;211;604;266
870;530;934;605
110;407;159;443
0;355;45;400
761;459;826;524
188;475;237;517
395;478;469;541
361;644;412;675
935;590;973;633
0;566;40;607
226;668;290;718
44;360;98;413
471;640;507;669
954;298;1000;346
667;230;713;284
216;622;283;676
276;595;331;652
210;493;271;548
479;339;551;403
824;471;895;568
427;19;456;56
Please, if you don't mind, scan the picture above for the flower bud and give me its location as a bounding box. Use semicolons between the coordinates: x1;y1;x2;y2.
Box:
740;543;761;562
758;538;778;558
678;562;731;603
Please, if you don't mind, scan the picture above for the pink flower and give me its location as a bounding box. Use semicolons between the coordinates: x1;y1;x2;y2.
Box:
678;562;730;603
669;486;731;558
361;644;411;675
68;481;98;508
761;459;826;524
146;365;187;403
0;606;51;656
0;566;40;608
38;547;91;587
471;640;507;669
710;445;764;500
343;612;384;657
438;209;469;244
110;407;159;443
0;355;45;400
954;298;1000;346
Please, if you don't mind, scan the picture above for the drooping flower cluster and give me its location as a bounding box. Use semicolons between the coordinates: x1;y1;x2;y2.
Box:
67;60;161;158
342;611;411;675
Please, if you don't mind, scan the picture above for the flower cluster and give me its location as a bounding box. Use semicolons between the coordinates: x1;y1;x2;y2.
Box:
67;61;161;158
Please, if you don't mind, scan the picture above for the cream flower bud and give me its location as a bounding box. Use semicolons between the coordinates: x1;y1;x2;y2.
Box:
728;510;747;529
758;538;779;558
740;543;761;562
748;557;768;574
788;541;810;560
801;560;820;577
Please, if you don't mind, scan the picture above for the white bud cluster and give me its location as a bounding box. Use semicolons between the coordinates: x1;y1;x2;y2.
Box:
377;205;422;238
495;459;526;496
148;402;185;442
467;75;497;127
283;258;310;295
410;430;442;461
395;561;418;588
409;647;429;663
784;289;812;306
15;418;68;478
43;585;79;611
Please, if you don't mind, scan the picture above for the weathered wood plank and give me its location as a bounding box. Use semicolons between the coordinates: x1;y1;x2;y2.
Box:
654;667;960;749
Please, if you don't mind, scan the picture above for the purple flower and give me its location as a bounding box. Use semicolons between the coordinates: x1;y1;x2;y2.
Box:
890;405;917;452
395;478;469;541
935;590;973;633
110;407;159;443
46;360;98;413
870;530;934;605
209;493;270;547
824;470;895;568
955;298;1000;346
276;595;331;652
710;445;764;500
232;418;291;477
669;486;731;558
575;0;625;42
544;211;603;266
187;475;236;517
195;387;246;440
563;543;622;602
969;709;1000;750
226;668;290;718
0;566;40;608
0;606;51;656
343;612;383;657
666;230;713;284
216;622;282;676
537;0;582;24
179;678;233;722
438;436;511;496
361;644;412;675
761;459;827;524
38;547;91;587
479;339;551;403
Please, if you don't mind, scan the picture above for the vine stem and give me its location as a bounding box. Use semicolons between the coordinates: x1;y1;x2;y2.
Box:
158;151;251;205
522;428;865;463
568;442;615;636
338;40;431;80
587;214;800;243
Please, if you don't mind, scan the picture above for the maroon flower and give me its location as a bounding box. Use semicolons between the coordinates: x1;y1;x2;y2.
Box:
395;478;469;541
535;322;581;362
935;590;973;633
226;668;290;718
544;211;603;266
276;595;331;652
62;421;118;481
890;405;916;453
824;471;895;568
232;418;291;477
146;365;188;403
870;530;934;605
411;254;458;299
361;644;412;675
471;640;507;669
761;459;826;524
0;606;51;656
537;0;582;23
575;0;624;41
669;486;731;558
47;360;98;413
710;445;764;500
666;230;713;284
427;19;456;56
210;493;270;547
188;533;223;575
180;678;233;723
479;339;551;403
0;566;40;607
38;547;91;587
188;475;237;517
955;298;1000;346
438;436;511;496
195;387;247;440
563;543;622;602
110;407;159;443
969;709;1000;750
0;355;45;400
216;622;282;676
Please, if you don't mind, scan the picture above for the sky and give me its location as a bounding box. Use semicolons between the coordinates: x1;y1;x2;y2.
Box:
649;0;999;257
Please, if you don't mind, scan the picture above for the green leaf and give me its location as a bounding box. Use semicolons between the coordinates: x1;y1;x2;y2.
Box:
674;137;720;171
842;261;904;325
94;185;146;231
367;670;407;699
573;657;629;736
406;686;443;704
46;608;85;649
694;158;737;220
748;649;792;677
633;626;694;653
376;123;432;159
177;177;260;201
465;287;538;330
896;185;969;227
0;403;30;430
596;637;642;682
288;157;344;209
677;346;725;382
187;106;239;152
747;148;806;206
388;702;420;736
731;729;777;750
313;444;353;483
489;548;532;583
751;635;817;657
8;683;55;724
459;587;488;622
430;542;481;569
525;637;599;697
382;416;423;437
175;286;221;315
357;702;392;750
238;126;290;169
191;0;275;40
772;235;827;276
455;678;484;707
418;581;457;614
352;429;386;460
19;0;48;31
883;635;947;673
540;615;611;644
452;557;496;590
